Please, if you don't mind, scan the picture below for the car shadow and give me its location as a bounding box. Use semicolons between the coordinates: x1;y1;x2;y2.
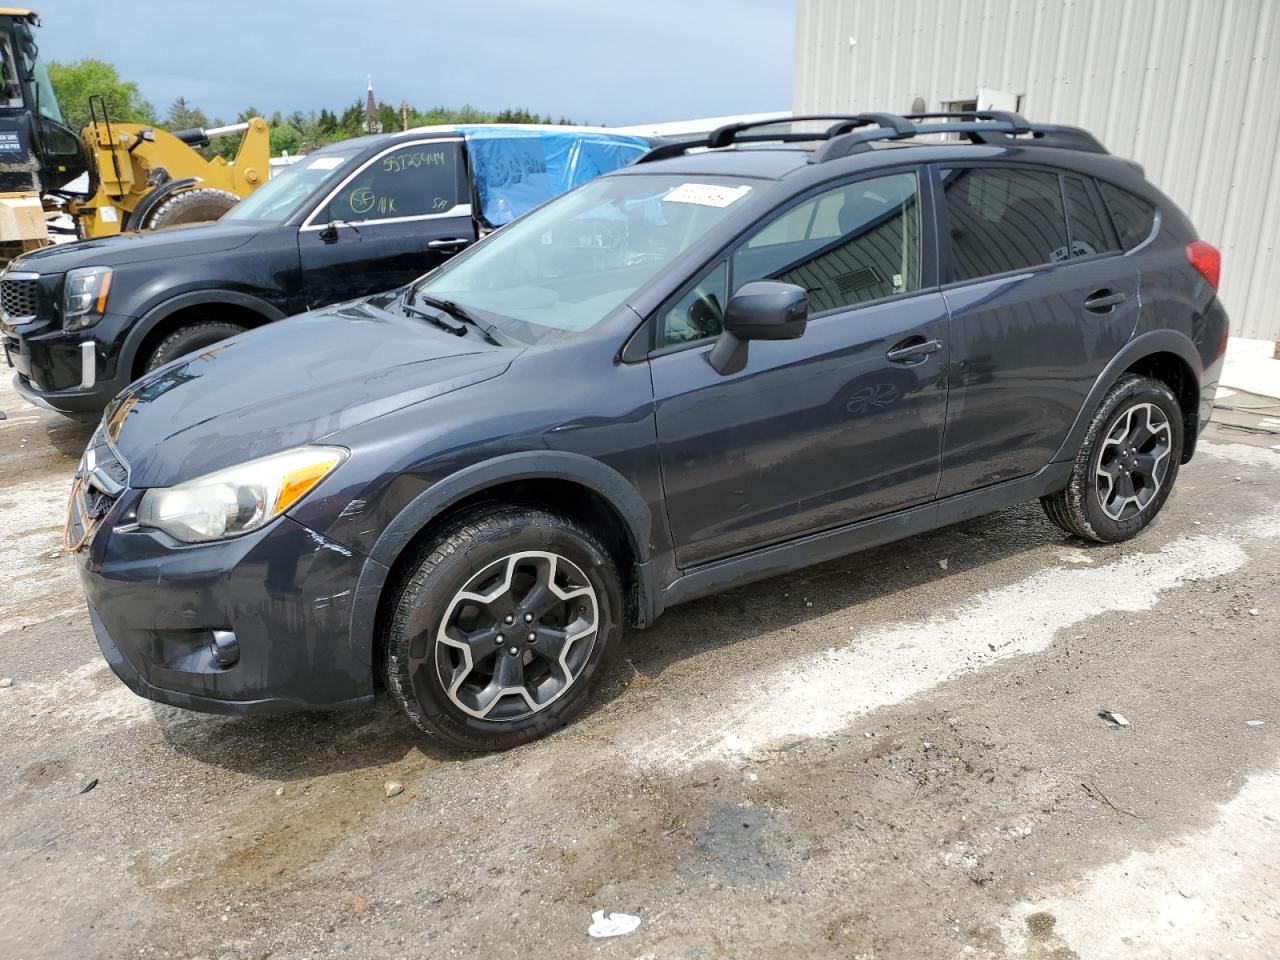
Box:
585;499;1080;713
152;696;454;781
154;500;1083;778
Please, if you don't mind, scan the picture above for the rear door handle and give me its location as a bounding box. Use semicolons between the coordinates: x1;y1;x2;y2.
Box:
886;336;943;363
1084;289;1127;312
427;237;472;250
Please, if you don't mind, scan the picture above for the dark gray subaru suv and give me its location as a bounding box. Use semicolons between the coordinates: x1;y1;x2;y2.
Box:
69;112;1227;750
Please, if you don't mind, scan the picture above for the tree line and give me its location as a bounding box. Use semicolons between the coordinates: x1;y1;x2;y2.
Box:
47;59;580;160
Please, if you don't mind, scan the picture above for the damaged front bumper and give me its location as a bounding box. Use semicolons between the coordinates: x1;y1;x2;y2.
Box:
77;494;384;715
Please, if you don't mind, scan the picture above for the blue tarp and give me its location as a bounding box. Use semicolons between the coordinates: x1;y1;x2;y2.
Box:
458;127;651;227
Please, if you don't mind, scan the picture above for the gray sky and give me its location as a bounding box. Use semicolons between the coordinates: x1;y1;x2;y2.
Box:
40;1;795;126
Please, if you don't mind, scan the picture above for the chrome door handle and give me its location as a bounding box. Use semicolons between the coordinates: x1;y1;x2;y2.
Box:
427;237;472;250
886;337;943;363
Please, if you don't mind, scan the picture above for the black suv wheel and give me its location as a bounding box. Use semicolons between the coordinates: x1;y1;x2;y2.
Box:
1042;374;1183;542
382;506;623;751
144;320;247;372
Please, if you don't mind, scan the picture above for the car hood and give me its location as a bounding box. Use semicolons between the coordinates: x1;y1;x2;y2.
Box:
107;302;518;487
10;221;261;274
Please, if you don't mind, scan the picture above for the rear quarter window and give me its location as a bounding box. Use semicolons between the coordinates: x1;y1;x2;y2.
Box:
1097;181;1157;250
1062;175;1122;258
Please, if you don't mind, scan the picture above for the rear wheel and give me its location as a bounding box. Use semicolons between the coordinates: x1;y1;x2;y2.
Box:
1041;374;1183;542
383;506;624;751
143;320;246;372
141;188;240;230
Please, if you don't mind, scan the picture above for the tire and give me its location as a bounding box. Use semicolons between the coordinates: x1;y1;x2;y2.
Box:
1041;374;1184;543
382;506;624;751
141;188;240;230
144;320;247;372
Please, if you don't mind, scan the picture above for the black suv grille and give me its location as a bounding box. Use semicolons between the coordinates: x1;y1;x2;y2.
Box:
0;276;39;321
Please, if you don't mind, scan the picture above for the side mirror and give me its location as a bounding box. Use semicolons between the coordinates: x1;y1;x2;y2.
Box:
318;221;340;243
708;281;808;375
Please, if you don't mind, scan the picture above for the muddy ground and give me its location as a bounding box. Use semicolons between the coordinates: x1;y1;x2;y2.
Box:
2;372;1278;960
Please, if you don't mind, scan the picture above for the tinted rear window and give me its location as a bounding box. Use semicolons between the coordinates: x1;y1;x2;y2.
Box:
1097;181;1157;249
1063;175;1122;258
941;167;1069;282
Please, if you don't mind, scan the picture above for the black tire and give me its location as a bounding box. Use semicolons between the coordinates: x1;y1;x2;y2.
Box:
141;188;240;230
1041;374;1184;542
144;320;246;372
383;506;624;751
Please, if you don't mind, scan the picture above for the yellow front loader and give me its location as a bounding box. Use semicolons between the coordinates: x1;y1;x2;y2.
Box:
69;94;269;237
0;9;268;262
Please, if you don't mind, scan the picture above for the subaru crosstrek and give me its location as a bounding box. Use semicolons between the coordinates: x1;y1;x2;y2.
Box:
69;112;1228;750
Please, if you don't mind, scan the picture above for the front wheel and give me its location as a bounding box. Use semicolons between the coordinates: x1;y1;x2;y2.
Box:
1042;374;1184;542
382;507;624;751
143;320;247;372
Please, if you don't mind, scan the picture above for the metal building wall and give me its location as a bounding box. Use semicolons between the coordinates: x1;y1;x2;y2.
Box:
793;0;1280;340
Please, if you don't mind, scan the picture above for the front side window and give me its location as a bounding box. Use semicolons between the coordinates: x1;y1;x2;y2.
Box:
660;260;729;348
0;37;21;109
1097;181;1157;250
417;174;756;342
320;142;462;223
732;172;921;313
942;167;1069;282
655;172;922;349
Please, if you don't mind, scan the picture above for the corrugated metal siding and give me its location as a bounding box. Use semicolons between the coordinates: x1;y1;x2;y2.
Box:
794;0;1280;340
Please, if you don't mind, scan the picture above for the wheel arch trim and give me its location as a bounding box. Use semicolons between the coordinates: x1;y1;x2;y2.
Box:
1052;329;1203;465
348;451;657;662
121;289;286;377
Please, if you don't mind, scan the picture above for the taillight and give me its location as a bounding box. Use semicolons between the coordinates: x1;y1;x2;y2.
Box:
1186;240;1220;290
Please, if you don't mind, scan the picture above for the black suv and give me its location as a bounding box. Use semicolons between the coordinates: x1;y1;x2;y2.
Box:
70;112;1227;751
1;124;650;419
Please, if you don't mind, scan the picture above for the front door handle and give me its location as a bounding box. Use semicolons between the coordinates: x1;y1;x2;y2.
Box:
1084;289;1127;312
427;237;472;251
886;336;943;363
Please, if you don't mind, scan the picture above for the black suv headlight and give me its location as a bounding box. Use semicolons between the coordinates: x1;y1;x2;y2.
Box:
63;266;113;331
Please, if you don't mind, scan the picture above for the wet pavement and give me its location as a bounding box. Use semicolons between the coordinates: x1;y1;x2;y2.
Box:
2;372;1278;959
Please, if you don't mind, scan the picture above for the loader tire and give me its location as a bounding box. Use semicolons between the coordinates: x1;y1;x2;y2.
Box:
141;188;240;230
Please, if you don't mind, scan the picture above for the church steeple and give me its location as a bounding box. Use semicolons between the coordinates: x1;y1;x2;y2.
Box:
362;76;382;134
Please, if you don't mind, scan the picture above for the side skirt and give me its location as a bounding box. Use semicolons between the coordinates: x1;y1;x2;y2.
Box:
656;461;1073;614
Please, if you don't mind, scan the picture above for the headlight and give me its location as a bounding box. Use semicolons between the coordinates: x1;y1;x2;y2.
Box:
63;266;113;331
136;446;347;543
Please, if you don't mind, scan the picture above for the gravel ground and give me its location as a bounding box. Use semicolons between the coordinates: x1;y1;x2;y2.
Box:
1;372;1278;960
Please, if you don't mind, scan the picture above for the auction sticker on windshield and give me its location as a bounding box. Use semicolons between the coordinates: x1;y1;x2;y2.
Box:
307;157;346;170
663;183;752;207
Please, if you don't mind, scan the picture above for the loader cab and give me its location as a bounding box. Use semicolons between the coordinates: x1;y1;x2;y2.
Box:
0;10;87;195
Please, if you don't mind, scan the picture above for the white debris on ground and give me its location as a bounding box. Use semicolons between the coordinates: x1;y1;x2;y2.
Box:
588;911;642;938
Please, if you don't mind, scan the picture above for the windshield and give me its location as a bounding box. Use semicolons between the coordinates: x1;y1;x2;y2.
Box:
30;56;60;122
223;146;362;223
414;174;755;342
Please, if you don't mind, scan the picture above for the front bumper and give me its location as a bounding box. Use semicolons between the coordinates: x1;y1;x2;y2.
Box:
79;499;385;715
3;311;135;416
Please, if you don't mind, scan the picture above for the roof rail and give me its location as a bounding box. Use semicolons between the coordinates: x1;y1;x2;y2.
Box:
902;110;1033;134
967;123;1108;154
632;111;1109;165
